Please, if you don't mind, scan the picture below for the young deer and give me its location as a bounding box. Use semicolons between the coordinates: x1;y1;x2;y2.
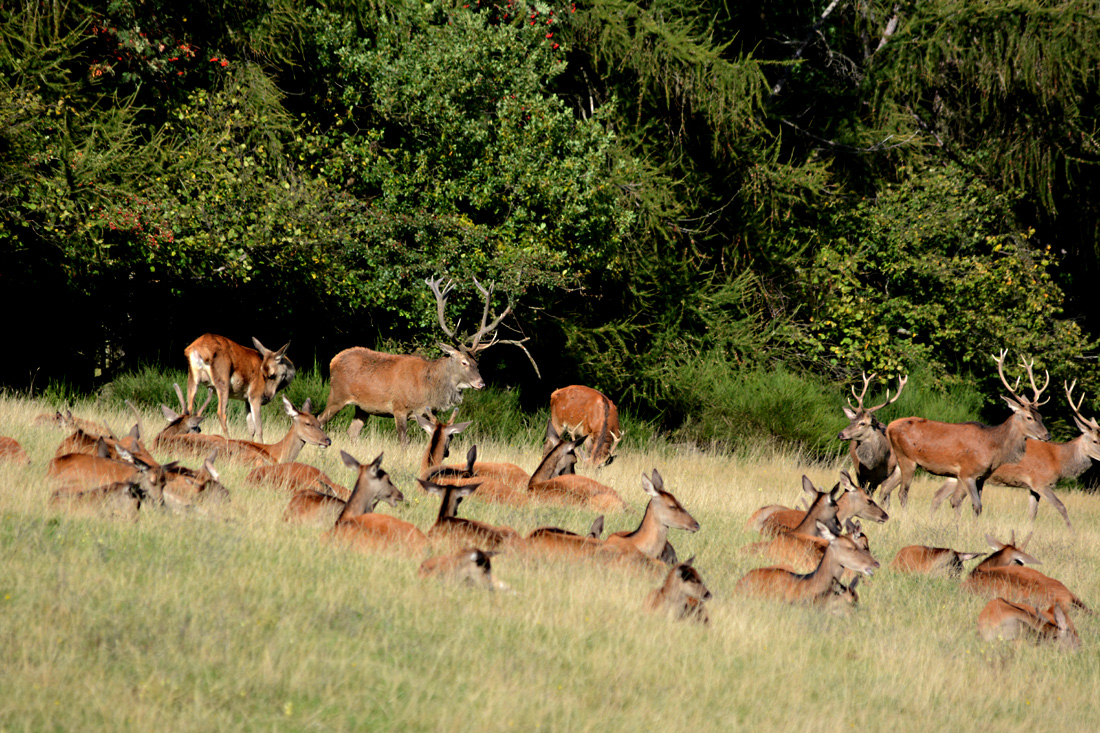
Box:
890;546;984;577
159;396;331;467
416;479;519;551
527;423;628;513
419;548;501;591
838;373;907;493
322;452;427;551
644;556;712;624
184;334;294;442
735;521;880;604
879;351;1050;515
977;599;1080;650
751;471;887;537
963;532;1092;614
602;469;699;561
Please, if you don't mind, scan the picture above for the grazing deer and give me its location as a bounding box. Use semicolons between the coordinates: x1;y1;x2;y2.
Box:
930;381;1100;528
184;334;294;442
319;276;533;445
419;548;501;591
735;521;880;604
546;385;623;467
602;470;699;561
416;478;519;551
890;546;984;577
322;452;428;551
977;599;1080;650
838;373;907;493
159;396;331;467
527;424;628;512
751;470;887;537
878;351;1050;515
644;556;712;624
0;437;29;464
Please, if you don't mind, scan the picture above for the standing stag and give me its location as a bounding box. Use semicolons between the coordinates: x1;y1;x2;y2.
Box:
546;385;623;467
878;351;1050;515
319;277;533;445
184;334;294;442
929;381;1100;528
837;373;907;493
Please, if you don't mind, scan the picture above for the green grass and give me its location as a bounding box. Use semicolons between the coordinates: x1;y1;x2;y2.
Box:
1;391;1098;731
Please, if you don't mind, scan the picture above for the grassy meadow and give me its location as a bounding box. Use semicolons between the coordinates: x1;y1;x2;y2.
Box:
1;388;1099;732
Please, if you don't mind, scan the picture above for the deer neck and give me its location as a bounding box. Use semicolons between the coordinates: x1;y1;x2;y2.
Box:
799;543;847;597
261;422;306;464
1060;437;1094;481
421;427;448;476
791;501;832;536
337;480;380;522
529;443;570;484
621;501;668;557
436;488;461;523
988;415;1030;468
854;430;890;467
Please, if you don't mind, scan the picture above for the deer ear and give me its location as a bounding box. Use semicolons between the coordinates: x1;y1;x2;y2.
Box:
1001;395;1026;413
252;337;270;355
447;421;473;436
816;520;837;541
282;395;298;417
301;398;312;414
340;450;361;470
650;468;664;492
370;452;385;470
415;414;435;433
438;343;460;357
985;533;1005;550
842;406;858;420
801;475;817;496
161;405;180;422
1053;603;1068;630
839;470;856;491
274;341;291;358
641;473;659;496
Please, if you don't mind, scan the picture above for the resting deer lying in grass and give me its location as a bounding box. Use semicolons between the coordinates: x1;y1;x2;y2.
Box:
161;451;229;512
527;423;628;513
158;396;331;467
644;556;712;624
890;546;984;577
519;516;607;558
0;437;29;464
749;471;887;537
977;599;1080;650
735;521;880;604
744;477;844;567
416;479;519;551
416;413;531;506
322;452;428;551
49;460;173;520
286;450;397;525
962;532;1091;614
150;384;212;450
419;548;502;591
48;439;152;493
602;469;698;562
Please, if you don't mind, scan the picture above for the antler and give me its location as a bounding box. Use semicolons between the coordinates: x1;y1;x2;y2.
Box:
867;374;908;412
847;372;875;410
1019;356;1050;406
1065;380;1100;432
425;276;458;342
467;277;514;353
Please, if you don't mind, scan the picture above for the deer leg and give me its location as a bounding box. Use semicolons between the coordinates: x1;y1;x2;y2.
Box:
1036;485;1072;529
965;476;983;516
929;478;958;517
878;465;904;508
347;407;369;439
246;397;262;442
897;459;916;508
394;412;409;446
1028;490;1041;522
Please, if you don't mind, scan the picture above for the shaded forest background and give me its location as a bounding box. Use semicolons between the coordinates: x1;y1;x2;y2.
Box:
3;0;1099;451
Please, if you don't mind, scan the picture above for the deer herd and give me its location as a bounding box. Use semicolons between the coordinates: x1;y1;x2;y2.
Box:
2;277;1097;649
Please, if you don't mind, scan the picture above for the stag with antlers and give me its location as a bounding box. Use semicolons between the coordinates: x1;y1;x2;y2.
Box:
837;373;907;494
318;276;536;445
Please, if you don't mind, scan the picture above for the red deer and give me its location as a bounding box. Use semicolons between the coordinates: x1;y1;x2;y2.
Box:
162;451;229;512
977;599;1080;650
735;521;880;604
184;334;294;441
748;516;871;574
963;532;1091;614
878;351;1050;515
419;548;501;591
518;516;608;559
251;462;349;502
527;423;628;512
48;439;148;493
416;478;520;551
319;276;533;445
158;396;331;467
546;385;623;467
750;470;887;537
644;556;712;624
890;546;984;577
49;458;174;519
322;452;428;551
837;373;907;493
602;469;699;561
415;412;528;506
929;381;1100;528
0;436;29;464
744;477;844;565
150;384;212;450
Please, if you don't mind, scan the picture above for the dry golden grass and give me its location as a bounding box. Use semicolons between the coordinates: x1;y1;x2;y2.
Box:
2;393;1099;731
